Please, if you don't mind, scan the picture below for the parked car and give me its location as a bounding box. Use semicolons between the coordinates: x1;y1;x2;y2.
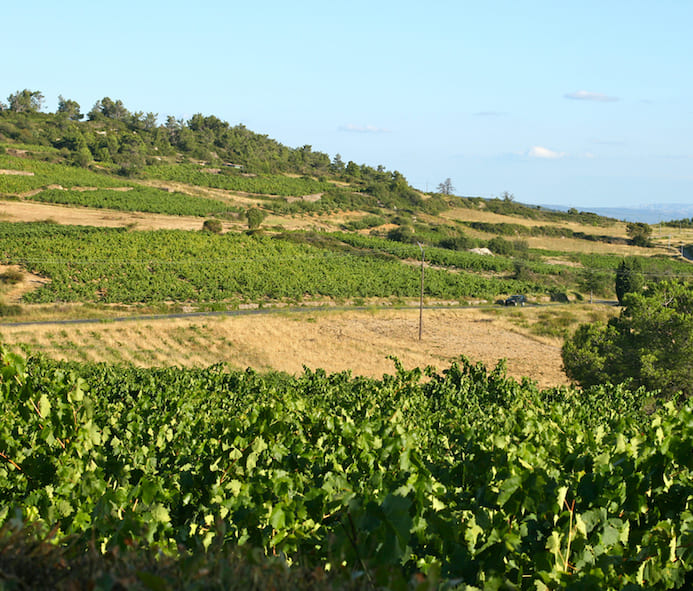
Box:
504;294;526;306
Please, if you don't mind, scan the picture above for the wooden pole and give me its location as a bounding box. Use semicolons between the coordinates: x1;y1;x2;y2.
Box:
417;242;424;341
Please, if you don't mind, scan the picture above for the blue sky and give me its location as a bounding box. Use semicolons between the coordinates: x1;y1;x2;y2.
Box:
3;0;692;208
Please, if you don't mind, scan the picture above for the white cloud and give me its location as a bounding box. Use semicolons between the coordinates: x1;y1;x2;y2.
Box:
339;123;390;133
564;90;619;102
528;146;566;159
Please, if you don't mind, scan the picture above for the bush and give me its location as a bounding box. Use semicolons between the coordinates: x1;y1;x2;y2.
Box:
0;268;24;284
202;219;223;234
549;291;569;303
438;234;474;251
487;236;513;255
386;225;417;244
245;207;265;230
0;302;21;316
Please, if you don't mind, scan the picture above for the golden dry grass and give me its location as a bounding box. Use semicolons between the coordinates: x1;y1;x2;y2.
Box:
0;306;618;389
0;198;346;233
441;206;626;235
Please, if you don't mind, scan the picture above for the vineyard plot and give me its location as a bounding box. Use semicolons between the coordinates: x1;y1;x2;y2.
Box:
0;350;691;589
0;223;539;304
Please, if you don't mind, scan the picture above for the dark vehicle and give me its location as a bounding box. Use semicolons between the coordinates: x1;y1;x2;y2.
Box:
504;295;526;306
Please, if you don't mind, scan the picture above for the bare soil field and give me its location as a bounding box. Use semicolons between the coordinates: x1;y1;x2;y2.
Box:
0;307;583;389
0;199;220;231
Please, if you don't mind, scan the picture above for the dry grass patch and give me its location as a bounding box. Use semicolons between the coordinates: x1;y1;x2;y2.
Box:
0;307;589;388
442;206;626;234
525;235;671;256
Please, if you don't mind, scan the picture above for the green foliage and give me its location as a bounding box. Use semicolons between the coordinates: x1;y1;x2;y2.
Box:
341;214;386;231
202;219;223;234
615;256;644;305
563;280;693;398
245;207;265;230
0;349;691;589
487;236;514;255
626;221;653;247
437;232;475;251
26;186;239;217
580;267;612;299
513;260;533;281
452;196;618;226
0;153;130;194
386;225;417;244
663;217;693;229
146;164;333;197
7;89;45;113
0;223;538;304
56;95;83;121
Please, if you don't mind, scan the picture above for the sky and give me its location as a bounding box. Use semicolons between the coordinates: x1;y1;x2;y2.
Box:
3;0;692;209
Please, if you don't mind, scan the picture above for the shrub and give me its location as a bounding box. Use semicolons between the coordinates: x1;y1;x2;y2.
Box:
487;236;513;255
202;219;223;234
0;268;24;284
245;207;265;230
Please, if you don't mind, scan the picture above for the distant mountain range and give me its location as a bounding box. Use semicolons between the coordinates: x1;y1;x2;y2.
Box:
538;203;693;224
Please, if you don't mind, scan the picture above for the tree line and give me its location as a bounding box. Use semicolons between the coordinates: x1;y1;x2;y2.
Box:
0;89;418;206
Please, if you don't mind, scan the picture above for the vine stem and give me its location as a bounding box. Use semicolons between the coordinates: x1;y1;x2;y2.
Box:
0;451;23;472
563;498;576;573
342;511;375;590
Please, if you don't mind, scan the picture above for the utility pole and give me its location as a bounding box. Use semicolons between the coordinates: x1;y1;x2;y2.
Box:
417;242;425;341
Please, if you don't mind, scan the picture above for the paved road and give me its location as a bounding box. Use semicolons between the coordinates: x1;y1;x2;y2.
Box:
0;301;618;328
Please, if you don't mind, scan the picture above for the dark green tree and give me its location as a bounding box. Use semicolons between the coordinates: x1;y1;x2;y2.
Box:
487;236;513;255
580;267;611;302
386;225;416;244
626;222;652;247
57;95;83;120
88;97;130;121
7;89;44;113
246;207;266;230
563;280;693;398
344;161;361;178
615;257;644;305
72;146;92;168
331;153;345;174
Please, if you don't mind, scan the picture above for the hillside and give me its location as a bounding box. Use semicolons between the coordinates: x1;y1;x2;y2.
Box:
1;94;693;380
1;92;693;590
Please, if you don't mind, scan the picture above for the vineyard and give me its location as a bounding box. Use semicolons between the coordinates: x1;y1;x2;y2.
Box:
25;186;239;217
0;223;543;305
145;164;335;197
1;348;691;589
0;153;129;194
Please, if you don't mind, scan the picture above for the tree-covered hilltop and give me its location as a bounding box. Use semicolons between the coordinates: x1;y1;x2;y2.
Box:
0;89;420;202
0;88;627;225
